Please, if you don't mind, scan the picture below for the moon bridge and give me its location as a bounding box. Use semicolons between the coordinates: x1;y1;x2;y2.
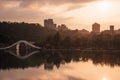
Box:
0;40;41;59
0;40;41;50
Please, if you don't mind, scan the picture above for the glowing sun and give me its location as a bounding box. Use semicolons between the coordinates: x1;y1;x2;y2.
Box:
97;1;111;11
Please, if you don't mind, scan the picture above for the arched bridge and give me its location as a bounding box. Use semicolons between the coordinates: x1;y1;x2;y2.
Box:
0;40;41;50
0;40;41;59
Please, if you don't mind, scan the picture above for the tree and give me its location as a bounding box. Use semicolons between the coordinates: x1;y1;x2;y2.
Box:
52;32;61;46
62;36;71;48
0;34;11;44
73;38;81;47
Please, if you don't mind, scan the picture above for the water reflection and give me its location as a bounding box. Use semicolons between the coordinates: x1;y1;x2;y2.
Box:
16;43;20;55
5;50;40;59
0;50;120;70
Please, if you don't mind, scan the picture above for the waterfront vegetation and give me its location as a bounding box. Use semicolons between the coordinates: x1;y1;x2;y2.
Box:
0;21;120;49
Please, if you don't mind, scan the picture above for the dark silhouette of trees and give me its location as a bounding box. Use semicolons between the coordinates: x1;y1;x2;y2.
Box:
0;21;57;44
113;34;120;48
62;36;71;48
0;34;12;44
52;32;61;46
0;21;120;49
73;37;81;47
1;50;120;70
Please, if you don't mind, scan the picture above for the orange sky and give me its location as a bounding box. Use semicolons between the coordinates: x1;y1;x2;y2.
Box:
0;0;120;31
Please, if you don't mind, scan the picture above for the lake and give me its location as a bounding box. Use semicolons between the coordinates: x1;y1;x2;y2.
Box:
0;50;120;80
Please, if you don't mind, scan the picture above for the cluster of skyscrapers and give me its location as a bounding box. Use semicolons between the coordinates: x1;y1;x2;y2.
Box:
44;19;68;31
92;22;114;34
44;18;115;33
44;19;56;30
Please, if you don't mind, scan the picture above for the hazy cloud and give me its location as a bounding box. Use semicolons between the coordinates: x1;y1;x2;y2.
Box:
18;0;96;8
0;0;96;8
0;0;97;27
66;5;83;11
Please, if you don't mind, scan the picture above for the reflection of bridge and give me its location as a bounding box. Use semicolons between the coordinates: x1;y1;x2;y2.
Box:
0;40;41;59
5;50;40;59
5;51;40;59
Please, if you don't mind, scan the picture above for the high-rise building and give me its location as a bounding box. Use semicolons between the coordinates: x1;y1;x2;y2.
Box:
57;24;68;31
44;19;56;29
92;23;100;33
110;25;114;31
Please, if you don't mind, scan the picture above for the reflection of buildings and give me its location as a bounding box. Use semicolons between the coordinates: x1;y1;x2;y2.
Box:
1;50;120;70
44;63;54;70
44;19;56;30
92;23;100;33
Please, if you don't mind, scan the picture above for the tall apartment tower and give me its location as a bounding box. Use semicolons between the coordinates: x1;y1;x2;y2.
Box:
44;19;56;29
92;23;100;33
110;25;114;31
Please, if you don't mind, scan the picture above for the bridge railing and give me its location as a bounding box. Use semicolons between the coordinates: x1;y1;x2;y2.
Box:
0;40;41;50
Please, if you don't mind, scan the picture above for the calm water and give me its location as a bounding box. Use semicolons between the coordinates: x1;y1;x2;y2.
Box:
0;50;120;80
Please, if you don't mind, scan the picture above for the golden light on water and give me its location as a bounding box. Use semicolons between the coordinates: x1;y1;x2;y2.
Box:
102;77;107;80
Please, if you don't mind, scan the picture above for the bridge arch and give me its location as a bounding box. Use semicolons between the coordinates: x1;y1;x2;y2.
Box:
0;40;41;50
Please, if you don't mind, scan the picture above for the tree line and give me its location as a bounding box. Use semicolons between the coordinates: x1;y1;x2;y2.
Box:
0;21;120;49
0;50;120;70
42;31;120;49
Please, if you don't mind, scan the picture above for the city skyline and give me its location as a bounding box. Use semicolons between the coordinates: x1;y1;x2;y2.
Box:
0;0;120;31
0;19;118;32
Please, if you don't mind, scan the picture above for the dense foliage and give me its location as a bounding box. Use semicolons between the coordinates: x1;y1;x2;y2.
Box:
0;21;120;49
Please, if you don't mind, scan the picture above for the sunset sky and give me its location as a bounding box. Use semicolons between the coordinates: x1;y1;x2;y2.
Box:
0;0;120;31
